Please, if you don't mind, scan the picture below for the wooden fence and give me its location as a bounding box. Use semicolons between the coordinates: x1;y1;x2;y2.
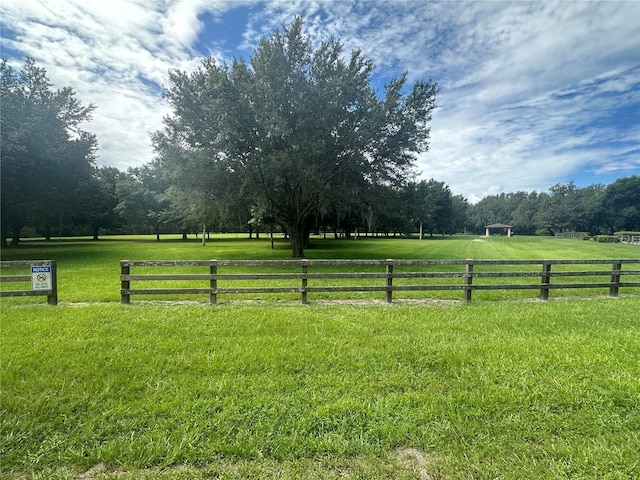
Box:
621;235;640;245
0;260;58;305
120;259;640;305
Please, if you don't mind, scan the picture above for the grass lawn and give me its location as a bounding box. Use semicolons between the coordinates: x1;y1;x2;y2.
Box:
1;235;639;478
1;234;639;303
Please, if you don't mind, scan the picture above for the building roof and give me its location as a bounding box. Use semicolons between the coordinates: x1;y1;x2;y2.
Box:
485;223;512;228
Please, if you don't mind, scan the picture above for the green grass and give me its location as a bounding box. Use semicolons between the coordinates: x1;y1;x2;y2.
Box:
1;234;638;303
1;235;640;478
2;300;639;479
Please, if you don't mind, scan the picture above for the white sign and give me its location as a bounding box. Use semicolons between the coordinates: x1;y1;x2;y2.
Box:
31;265;52;291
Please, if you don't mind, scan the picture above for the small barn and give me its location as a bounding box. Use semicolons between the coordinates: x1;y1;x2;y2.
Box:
485;223;513;237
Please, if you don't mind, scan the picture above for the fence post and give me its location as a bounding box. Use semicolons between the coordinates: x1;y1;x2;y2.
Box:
540;261;551;301
464;260;473;303
609;261;622;297
47;260;58;306
301;260;308;305
121;261;130;304
210;260;218;305
386;260;394;303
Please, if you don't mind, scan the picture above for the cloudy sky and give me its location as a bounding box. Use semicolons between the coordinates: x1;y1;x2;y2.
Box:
1;0;638;202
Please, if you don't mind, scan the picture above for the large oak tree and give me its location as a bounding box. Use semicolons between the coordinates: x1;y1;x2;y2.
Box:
155;18;436;256
1;58;97;245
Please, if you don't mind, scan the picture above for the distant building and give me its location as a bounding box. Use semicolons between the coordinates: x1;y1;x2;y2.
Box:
485;223;513;237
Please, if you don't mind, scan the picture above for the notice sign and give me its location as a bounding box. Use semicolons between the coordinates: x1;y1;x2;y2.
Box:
31;265;52;291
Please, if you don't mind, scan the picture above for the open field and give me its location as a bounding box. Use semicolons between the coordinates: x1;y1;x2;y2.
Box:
1;234;639;304
1;235;639;479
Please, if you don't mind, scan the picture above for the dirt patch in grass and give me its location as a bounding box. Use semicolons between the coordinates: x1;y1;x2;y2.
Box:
75;463;107;479
395;448;443;480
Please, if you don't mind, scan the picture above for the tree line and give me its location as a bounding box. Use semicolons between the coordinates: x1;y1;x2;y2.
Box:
2;21;638;254
467;178;639;237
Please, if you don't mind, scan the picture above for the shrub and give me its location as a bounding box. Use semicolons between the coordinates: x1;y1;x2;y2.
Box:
594;235;620;243
553;232;591;240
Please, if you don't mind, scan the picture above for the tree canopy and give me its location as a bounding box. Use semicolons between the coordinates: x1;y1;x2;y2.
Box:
2;57;637;246
467;177;640;236
154;17;437;256
1;58;97;244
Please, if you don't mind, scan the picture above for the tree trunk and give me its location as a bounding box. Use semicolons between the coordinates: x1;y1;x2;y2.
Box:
43;222;52;241
92;224;100;240
1;218;8;247
289;223;306;258
9;214;25;246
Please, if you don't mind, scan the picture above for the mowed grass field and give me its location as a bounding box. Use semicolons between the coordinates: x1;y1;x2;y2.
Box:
2;233;639;303
1;235;639;479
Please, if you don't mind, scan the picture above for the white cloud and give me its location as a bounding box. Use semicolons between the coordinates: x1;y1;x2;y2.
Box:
1;0;638;201
241;0;638;198
0;0;243;169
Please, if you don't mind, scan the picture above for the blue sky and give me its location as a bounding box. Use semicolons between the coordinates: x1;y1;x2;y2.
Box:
1;0;638;202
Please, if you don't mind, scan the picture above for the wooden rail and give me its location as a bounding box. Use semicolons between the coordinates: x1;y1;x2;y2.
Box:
621;235;640;245
120;259;640;305
0;260;58;305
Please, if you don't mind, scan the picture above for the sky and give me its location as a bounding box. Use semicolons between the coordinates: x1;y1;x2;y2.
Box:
1;0;639;203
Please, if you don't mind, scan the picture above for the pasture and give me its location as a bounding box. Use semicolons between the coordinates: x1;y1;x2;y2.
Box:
1;235;639;479
2;233;639;303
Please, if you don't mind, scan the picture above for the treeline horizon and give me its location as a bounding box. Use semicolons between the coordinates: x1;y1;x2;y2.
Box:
2;38;638;250
4;156;638;245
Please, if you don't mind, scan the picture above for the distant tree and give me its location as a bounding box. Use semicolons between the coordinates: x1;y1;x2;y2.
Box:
469;193;514;234
510;192;541;235
84;166;123;240
462;178;639;237
575;183;605;233
153;128;243;239
154;17;436;256
536;182;600;234
597;176;640;233
163;186;206;240
408;179;453;238
116;163;170;240
0;58;97;245
322;170;371;239
450;194;470;234
361;184;411;237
